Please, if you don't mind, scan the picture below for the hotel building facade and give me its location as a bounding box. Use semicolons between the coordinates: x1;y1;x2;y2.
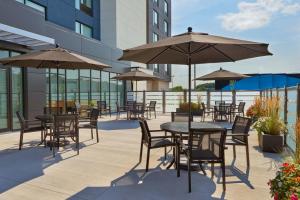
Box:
0;0;171;132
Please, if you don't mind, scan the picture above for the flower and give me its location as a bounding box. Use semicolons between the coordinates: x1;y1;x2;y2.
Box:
274;192;279;200
283;162;290;167
290;194;298;200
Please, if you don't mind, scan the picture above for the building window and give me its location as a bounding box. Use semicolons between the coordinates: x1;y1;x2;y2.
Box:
164;20;168;34
75;0;93;16
16;0;46;14
75;21;93;38
153;0;159;6
164;0;168;15
152;32;159;42
153;64;159;72
153;10;158;27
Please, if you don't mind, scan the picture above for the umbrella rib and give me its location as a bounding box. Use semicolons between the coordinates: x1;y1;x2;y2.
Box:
169;46;188;56
236;44;272;55
212;46;236;62
146;46;171;64
190;44;216;55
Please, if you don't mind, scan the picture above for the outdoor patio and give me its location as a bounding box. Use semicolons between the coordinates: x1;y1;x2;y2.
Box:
0;114;282;200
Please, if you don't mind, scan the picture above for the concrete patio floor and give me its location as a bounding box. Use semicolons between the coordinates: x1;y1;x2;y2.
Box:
0;114;283;200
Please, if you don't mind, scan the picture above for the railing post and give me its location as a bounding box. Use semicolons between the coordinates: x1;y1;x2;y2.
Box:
297;84;300;119
162;90;166;114
276;87;279;98
284;86;288;124
143;90;146;105
259;90;262;98
183;89;187;103
270;89;273;98
232;90;236;105
207;90;210;108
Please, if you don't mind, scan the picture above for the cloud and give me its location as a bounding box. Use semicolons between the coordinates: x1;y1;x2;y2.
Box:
219;0;300;32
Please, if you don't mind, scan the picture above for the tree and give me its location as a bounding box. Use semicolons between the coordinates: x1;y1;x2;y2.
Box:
170;86;184;92
195;83;215;91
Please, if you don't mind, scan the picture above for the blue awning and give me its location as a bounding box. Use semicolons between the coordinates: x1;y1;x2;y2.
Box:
222;74;300;91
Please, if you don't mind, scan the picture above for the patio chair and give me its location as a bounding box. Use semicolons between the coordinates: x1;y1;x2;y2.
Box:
179;128;227;192
131;103;145;118
16;111;42;150
232;102;246;117
201;102;214;121
138;118;180;174
115;102;128;119
78;108;100;143
225;116;252;166
97;101;111;117
213;103;229;121
126;101;136;119
52;114;79;157
145;101;157;119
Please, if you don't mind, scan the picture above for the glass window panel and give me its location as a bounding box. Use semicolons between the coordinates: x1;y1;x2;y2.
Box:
153;64;159;72
153;10;158;27
50;71;57;108
118;80;125;107
66;70;79;108
164;20;168;34
82;0;92;8
11;51;21;57
75;0;80;9
153;32;158;42
58;72;66;112
110;73;118;111
0;69;8;129
101;71;109;104
91;70;100;78
25;0;45;13
164;1;168;15
0;50;9;58
81;23;92;38
80;70;90;105
11;67;23;129
75;22;80;34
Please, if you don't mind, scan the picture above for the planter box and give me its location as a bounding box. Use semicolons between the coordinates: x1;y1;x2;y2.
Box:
175;108;203;116
259;133;284;153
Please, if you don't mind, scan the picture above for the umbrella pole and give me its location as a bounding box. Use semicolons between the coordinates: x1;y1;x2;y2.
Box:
136;80;138;102
188;57;192;132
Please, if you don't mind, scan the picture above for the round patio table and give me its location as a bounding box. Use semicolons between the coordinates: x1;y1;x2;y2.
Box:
160;121;231;171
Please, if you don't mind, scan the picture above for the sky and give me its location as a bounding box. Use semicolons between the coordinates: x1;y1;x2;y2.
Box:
170;0;300;88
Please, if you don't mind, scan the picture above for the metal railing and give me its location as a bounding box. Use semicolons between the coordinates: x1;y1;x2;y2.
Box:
127;90;260;113
262;85;300;152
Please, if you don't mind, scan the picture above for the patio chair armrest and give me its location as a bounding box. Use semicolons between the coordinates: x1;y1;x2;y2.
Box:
149;129;164;132
151;136;174;139
226;133;249;137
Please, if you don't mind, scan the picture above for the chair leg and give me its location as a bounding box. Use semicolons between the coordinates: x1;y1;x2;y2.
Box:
76;134;79;155
96;127;99;143
52;137;55;157
164;131;167;160
188;159;192;193
246;143;250;167
19;130;24;150
146;147;150;172
154;110;156;119
139;140;143;163
211;163;215;178
221;161;226;191
177;144;180;177
91;128;94;140
233;145;236;158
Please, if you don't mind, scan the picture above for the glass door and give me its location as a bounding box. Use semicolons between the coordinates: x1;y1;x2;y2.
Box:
0;68;8;131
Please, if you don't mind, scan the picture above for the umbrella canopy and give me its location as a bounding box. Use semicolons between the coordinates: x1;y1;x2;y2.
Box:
119;27;272;130
119;27;272;64
0;47;110;70
195;67;249;81
112;68;160;81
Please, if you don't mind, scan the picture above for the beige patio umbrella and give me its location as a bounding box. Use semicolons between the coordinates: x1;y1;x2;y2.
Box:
0;46;110;109
195;67;249;101
119;27;272;130
0;47;110;69
112;67;160;101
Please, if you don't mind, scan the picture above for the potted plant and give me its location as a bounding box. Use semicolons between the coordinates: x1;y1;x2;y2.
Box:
246;97;267;123
253;97;286;153
176;102;203;116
